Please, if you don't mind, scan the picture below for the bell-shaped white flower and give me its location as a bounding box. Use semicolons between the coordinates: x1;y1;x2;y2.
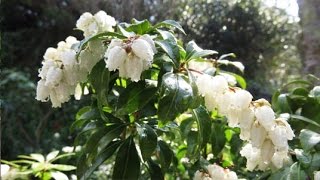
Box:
275;118;295;140
124;55;144;82
104;36;155;81
269;125;289;150
258;139;275;170
105;46;127;71
43;47;58;61
132;38;154;62
45;66;63;87
240;143;261;171
250;121;267;148
94;11;116;32
207;164;225;180
238;108;255;130
194;171;211;180
36;80;50;101
140;34;157;53
76;11;116;38
254;103;276;131
39;60;55;79
271;150;289;169
196;74;229;111
225;171;238;180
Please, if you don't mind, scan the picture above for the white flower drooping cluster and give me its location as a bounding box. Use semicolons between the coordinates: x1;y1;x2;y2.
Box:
196;73;295;171
36;11;115;107
36;36;82;107
76;11;116;38
104;35;156;82
194;164;239;180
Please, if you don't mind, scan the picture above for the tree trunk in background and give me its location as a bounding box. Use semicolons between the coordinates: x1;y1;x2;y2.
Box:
297;0;320;77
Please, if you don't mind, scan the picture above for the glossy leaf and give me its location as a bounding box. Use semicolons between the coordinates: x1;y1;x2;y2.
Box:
116;81;157;115
187;131;199;157
186;41;217;60
137;124;158;160
155;39;180;67
81;141;121;180
113;136;141;179
192;106;211;148
299;129;320;151
157;140;173;171
154;20;186;34
46;151;59;162
158;73;193;122
147;159;165;180
127;19;152;34
211;122;227;156
51;164;76;171
157;29;177;42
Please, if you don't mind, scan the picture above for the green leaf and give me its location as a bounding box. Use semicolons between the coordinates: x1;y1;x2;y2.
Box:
186;41;217;61
89;60;110;120
287;162;307;180
281;80;313;91
117;24;135;37
180;117;195;138
51;164;76;171
154;20;186;34
221;71;246;89
84;123;125;158
290;114;320;128
116;81;157;115
158;73;194;122
272;90;281;111
76;153;88;178
147;159;164;180
211;122;227;156
46;151;59;162
277;94;292;113
294;149;312;168
192;106;211;148
49;153;75;163
308;152;320;174
299;129;320;151
218;53;236;60
81;141;121;180
76;32;126;57
157;140;173;171
137;124;158;160
30;154;45;163
157;29;177;42
187;131;199;157
71;107;99;132
155;39;180;67
113;136;141;179
187;70;202;108
127;19;152;34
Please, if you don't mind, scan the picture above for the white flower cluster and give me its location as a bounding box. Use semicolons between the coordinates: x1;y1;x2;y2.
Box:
36;36;106;107
104;35;156;82
36;36;81;107
194;164;239;180
76;11;116;38
36;11;113;107
196;74;295;171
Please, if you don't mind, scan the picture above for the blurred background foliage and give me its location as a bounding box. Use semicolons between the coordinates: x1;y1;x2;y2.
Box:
0;0;315;168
